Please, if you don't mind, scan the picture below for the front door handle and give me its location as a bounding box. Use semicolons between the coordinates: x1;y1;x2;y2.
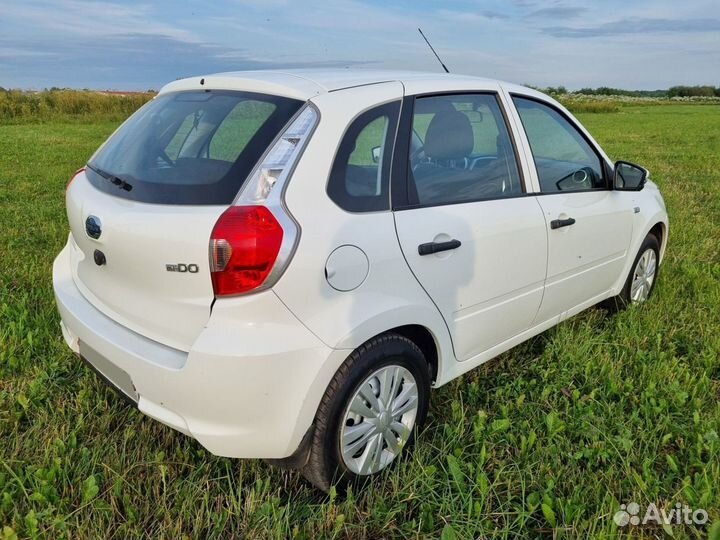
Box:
550;217;576;230
418;239;462;256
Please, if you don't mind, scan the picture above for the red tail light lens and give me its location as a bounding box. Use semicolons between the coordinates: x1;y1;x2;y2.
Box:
209;206;284;296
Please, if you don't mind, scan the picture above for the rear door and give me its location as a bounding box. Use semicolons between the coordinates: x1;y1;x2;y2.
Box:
65;90;302;350
510;95;634;321
392;92;548;362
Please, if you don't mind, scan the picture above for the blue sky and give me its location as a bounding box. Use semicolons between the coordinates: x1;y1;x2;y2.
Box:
1;0;719;90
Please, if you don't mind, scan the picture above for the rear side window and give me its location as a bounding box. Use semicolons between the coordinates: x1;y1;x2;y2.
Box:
327;101;400;212
87;91;302;205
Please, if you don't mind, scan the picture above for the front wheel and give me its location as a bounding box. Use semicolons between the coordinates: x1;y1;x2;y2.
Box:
301;333;431;492
604;233;660;311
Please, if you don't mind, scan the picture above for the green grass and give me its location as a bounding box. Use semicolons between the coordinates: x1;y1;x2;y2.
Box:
1;104;720;539
563;101;622;114
0;90;153;124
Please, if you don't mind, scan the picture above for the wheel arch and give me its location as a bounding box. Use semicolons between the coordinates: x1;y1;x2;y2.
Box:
282;312;453;466
648;221;668;262
386;324;439;383
612;210;668;296
331;305;454;386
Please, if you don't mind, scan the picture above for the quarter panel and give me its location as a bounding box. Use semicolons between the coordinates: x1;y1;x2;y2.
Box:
274;83;456;381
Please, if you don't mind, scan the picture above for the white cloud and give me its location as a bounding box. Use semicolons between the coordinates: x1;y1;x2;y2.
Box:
3;0;198;42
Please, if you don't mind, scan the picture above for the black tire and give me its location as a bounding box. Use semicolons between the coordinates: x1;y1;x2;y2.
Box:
301;333;431;493
603;233;660;312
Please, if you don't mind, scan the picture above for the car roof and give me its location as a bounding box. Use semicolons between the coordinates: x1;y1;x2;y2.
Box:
159;69;529;101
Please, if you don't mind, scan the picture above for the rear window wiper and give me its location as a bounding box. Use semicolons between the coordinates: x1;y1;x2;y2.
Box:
86;163;134;192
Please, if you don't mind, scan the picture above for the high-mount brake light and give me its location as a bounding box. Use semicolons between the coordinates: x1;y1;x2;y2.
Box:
209;105;318;297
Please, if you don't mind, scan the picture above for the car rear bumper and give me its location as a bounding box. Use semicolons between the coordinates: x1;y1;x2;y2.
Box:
53;239;348;459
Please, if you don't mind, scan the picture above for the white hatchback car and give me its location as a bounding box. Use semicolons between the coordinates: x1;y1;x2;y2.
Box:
54;70;668;491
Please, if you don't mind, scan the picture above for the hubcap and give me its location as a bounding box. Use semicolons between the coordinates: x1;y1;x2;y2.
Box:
340;364;419;476
630;248;657;303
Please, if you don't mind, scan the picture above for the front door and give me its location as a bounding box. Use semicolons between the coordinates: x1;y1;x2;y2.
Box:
511;96;634;322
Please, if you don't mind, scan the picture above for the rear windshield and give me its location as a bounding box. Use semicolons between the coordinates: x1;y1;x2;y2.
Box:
87;90;303;204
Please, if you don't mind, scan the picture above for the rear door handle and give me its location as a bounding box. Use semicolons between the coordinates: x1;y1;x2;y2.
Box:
550;217;576;230
418;239;461;256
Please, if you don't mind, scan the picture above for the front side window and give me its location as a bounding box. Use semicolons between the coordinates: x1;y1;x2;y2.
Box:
87;91;302;205
513;97;605;193
327;101;400;212
407;93;523;206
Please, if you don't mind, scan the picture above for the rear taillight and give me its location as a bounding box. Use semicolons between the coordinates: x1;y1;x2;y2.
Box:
209;104;318;297
210;206;284;296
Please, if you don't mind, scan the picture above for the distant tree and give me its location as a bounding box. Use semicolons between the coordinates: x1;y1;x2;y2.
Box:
543;85;568;95
570;86;669;98
668;85;718;97
523;84;719;98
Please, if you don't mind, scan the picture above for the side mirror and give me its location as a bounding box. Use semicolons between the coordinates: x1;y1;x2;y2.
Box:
614;161;647;191
371;146;382;164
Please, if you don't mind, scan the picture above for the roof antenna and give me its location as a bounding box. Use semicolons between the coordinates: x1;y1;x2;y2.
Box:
418;28;450;73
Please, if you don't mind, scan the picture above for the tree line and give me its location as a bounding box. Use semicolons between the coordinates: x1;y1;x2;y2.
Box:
540;85;720;97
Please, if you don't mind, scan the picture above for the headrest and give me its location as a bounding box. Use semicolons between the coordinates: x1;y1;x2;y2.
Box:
423;110;474;160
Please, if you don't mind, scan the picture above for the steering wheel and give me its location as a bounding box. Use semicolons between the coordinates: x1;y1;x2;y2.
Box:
556;167;594;191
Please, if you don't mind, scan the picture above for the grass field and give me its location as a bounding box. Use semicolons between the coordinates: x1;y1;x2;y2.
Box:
1;102;720;539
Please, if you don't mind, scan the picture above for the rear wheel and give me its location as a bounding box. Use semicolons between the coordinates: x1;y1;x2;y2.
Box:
604;233;660;311
301;333;430;492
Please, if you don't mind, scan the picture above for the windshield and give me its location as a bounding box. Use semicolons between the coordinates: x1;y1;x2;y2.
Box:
87;90;303;205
